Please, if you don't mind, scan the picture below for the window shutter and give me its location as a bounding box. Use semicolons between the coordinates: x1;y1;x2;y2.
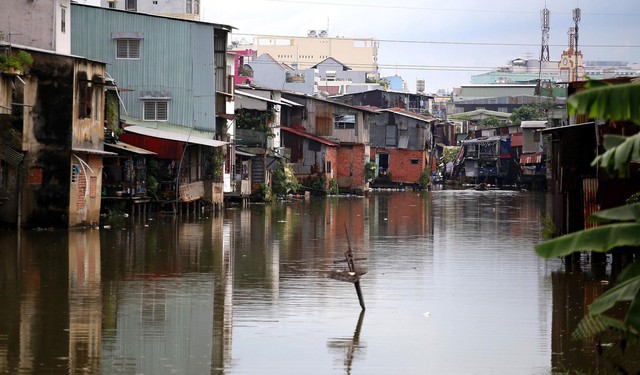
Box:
144;102;155;120
156;101;168;120
128;39;140;59
116;40;128;59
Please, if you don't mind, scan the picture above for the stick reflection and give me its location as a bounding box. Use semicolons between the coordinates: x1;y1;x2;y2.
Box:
327;310;366;375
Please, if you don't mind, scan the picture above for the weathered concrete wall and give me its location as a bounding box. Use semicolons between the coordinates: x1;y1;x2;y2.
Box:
69;154;103;227
19;51;74;227
68;60;107;227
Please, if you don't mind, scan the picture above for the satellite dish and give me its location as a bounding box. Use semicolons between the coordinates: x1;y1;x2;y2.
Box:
320;90;330;98
319;30;328;38
308;30;317;37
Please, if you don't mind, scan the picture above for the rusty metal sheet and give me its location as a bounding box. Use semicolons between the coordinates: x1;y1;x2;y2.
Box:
582;177;599;229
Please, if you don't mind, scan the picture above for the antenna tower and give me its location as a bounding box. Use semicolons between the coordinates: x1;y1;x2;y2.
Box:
572;7;581;81
537;7;550;95
540;8;550;62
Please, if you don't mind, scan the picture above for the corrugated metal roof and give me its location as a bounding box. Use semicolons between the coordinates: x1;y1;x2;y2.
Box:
124;125;228;147
104;141;157;155
521;120;548;128
281;127;338;146
72;147;118;156
236;90;291;106
520;152;543;164
280;98;303;107
235;149;254;157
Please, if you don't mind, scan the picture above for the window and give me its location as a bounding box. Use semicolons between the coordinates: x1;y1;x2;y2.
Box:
60;7;66;33
116;39;140;59
78;82;93;119
143;101;168;121
108;1;116;8
186;0;200;14
71;164;80;184
410;159;419;165
326;160;332;174
334;114;355;129
126;0;137;11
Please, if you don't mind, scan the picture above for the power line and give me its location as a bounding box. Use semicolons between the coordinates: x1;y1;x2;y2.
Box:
234;33;640;49
242;58;543;73
265;0;640;16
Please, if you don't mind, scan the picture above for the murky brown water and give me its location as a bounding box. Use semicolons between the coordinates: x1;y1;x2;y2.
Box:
0;190;612;374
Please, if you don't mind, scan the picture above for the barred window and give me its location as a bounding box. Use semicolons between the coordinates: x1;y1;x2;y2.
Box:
143;101;168;121
116;39;140;59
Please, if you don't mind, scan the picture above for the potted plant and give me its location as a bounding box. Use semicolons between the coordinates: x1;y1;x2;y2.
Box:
4;50;33;75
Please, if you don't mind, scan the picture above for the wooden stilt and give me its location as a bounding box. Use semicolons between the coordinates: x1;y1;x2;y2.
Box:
328;224;367;310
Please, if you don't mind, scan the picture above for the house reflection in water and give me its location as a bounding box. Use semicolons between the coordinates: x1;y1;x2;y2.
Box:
68;230;102;373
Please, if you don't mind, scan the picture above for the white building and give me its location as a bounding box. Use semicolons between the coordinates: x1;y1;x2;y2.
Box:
99;0;201;20
0;0;71;54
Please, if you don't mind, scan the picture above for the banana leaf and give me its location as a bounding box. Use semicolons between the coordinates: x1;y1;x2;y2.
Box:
567;81;640;123
535;223;640;258
590;202;640;223
589;275;640;315
572;313;628;340
591;133;640;178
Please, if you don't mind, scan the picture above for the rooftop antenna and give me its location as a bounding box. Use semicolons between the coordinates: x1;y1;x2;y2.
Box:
572;7;581;81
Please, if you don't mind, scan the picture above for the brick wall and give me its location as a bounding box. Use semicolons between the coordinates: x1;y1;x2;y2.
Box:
383;149;427;184
325;147;338;188
337;145;367;192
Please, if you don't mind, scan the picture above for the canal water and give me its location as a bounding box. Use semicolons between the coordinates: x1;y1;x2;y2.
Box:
0;190;610;374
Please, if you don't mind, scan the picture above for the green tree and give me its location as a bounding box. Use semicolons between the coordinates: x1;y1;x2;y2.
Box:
481;115;502;127
510;104;545;125
272;160;300;196
364;162;377;182
535;80;640;371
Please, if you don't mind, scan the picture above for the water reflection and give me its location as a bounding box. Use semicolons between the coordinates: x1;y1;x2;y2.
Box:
68;230;102;374
327;310;366;375
0;191;624;374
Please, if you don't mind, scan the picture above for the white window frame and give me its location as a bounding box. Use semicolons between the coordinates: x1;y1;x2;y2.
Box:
60;6;66;33
334;114;355;130
116;39;140;60
186;0;200;14
143;100;168;121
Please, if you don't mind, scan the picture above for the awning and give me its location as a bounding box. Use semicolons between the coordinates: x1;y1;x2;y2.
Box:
236;89;291;106
124;125;229;147
72;147;117;156
281;127;338;146
235;149;254;157
104;141;156;155
520;152;544;164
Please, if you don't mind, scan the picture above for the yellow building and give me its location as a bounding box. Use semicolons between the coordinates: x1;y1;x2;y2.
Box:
250;33;379;74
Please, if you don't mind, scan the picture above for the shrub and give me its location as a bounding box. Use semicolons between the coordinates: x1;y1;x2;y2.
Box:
328;178;339;195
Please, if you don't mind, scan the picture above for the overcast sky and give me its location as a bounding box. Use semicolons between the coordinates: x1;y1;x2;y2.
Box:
205;0;640;93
